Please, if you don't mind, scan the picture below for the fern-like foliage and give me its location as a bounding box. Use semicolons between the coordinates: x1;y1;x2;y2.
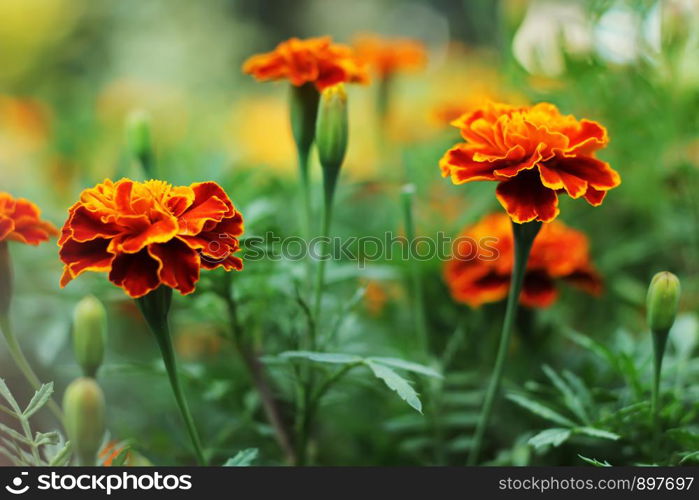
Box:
0;378;71;466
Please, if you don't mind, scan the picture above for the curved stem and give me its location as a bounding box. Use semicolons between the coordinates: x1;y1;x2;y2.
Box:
0;315;64;422
467;220;541;465
136;290;205;465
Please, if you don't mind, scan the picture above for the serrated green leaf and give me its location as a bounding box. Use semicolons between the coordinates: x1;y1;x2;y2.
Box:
575;427;620;441
24;383;54;419
224;448;259;466
49;441;72;466
507;394;575;427
542;365;589;424
365;361;422;413
0;378;22;414
366;357;442;378
528;428;571;449
578;454;612;467
34;431;60;447
279;351;363;364
562;371;593;416
679;451;699;464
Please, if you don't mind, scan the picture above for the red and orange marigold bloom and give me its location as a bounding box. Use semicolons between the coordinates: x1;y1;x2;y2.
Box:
0;192;58;245
243;36;370;91
353;34;426;77
58;179;244;299
444;213;602;308
440;101;620;223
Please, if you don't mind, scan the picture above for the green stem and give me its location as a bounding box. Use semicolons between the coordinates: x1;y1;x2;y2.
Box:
312;193;334;348
467;220;541;465
401;185;428;355
136;288;205;465
650;330;668;463
298;150;313;249
0;315;64;422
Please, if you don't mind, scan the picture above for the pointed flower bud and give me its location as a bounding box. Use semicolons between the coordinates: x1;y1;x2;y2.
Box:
646;271;681;334
73;296;107;377
126;110;154;177
63;377;106;466
316;84;348;171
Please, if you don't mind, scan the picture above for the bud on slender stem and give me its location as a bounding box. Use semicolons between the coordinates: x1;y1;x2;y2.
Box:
72;296;107;378
63;377;106;466
315;83;348;205
646;271;681;335
646;271;681;463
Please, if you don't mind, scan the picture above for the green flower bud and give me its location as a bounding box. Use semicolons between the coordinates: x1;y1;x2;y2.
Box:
646;271;681;334
63;377;106;466
73;296;107;377
316;84;348;204
126;110;154;177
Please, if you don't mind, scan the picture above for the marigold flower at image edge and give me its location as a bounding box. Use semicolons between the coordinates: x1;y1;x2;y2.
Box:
58;179;243;299
440;102;621;223
353;35;427;77
0;192;58;245
444;213;602;308
242;36;370;90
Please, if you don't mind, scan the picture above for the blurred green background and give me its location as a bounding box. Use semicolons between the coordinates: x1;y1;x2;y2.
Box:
1;0;698;466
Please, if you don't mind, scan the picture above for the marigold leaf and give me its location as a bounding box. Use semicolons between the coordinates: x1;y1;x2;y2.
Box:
578;454;612;467
365;361;422;413
279;351;363;364
49;441;72;466
24;383;54;419
574;427;620;441
224;448;259;466
366;357;442;378
528;428;571;449
507;393;575;427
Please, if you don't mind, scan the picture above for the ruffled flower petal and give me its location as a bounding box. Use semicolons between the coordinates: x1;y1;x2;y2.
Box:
440;101;620;222
0;193;58;246
444;213;602;309
58;179;244;298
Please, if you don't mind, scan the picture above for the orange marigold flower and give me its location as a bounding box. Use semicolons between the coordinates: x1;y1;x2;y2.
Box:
58;179;244;299
353;34;426;77
242;36;370;91
0;192;58;245
444;213;602;308
440;101;621;223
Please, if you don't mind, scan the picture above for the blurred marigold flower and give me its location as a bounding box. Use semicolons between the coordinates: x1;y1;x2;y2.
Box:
353;34;427;77
0;192;58;245
440;101;620;223
444;213;602;308
99;441;130;466
242;36;369;91
58;179;244;299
